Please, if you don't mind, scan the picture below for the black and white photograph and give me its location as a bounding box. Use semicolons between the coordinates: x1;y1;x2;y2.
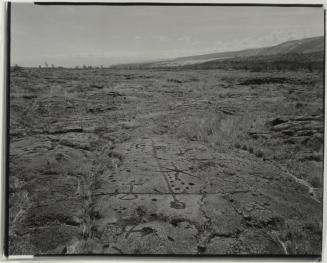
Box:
5;1;324;257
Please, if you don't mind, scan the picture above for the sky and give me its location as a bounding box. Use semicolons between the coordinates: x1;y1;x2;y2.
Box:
11;4;324;67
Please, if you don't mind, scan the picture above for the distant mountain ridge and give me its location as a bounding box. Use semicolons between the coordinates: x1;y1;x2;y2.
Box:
173;36;324;62
111;36;324;69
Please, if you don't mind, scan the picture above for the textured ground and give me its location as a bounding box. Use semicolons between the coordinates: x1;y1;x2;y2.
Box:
8;68;323;255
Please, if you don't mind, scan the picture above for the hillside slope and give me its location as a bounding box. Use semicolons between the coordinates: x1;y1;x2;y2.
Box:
111;36;324;69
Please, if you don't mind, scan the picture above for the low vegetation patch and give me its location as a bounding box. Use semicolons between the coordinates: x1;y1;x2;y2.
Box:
177;112;254;151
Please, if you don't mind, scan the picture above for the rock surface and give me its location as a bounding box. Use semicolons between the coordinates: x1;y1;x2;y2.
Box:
8;68;323;255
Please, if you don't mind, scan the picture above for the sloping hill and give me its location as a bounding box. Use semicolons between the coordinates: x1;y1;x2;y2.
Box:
111;36;324;69
182;51;324;71
256;36;324;55
162;36;324;67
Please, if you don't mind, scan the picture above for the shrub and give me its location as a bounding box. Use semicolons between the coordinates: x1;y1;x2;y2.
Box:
255;149;264;158
310;175;322;188
235;142;241;149
12;64;22;71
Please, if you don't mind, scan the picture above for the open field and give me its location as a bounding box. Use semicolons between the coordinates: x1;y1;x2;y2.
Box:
8;67;323;255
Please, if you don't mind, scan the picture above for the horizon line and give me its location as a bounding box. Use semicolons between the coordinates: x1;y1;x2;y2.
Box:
11;34;324;67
